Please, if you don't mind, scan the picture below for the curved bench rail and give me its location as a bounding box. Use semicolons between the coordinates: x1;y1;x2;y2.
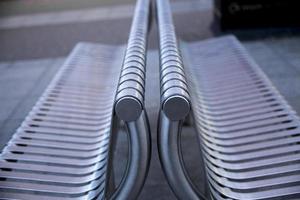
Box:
115;0;150;122
156;0;205;199
111;111;150;200
156;0;191;121
158;112;205;200
113;0;151;199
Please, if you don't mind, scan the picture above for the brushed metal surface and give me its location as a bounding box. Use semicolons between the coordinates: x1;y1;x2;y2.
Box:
183;36;300;200
0;43;124;199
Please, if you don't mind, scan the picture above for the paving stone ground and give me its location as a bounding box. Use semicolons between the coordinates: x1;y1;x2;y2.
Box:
0;0;213;61
0;0;299;199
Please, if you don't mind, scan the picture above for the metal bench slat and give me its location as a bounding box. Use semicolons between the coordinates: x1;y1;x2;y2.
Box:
156;0;300;199
184;36;300;199
0;43;124;199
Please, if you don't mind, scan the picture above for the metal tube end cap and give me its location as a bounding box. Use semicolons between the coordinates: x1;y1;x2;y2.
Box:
163;96;190;121
115;97;143;122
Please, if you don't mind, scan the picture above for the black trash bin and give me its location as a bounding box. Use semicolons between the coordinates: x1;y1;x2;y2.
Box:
214;0;300;30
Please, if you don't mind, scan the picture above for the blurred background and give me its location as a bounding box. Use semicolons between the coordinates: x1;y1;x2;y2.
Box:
0;0;300;199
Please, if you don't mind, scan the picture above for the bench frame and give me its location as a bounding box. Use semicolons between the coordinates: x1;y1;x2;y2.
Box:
111;0;152;198
155;0;206;199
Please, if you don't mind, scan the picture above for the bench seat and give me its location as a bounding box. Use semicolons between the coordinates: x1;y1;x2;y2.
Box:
184;36;300;199
0;43;124;199
0;0;151;199
156;0;300;199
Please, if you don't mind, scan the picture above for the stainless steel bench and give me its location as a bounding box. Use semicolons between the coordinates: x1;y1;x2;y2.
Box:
156;0;300;199
0;0;151;199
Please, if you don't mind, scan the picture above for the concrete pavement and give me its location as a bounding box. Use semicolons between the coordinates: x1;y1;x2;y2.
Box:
0;0;214;61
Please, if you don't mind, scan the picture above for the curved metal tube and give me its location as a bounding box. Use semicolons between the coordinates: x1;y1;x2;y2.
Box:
158;112;206;200
111;111;151;200
112;0;151;197
155;0;206;198
115;0;150;122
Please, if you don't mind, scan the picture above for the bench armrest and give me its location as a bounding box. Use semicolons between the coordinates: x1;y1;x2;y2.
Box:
156;0;205;199
115;0;149;122
156;0;191;121
113;0;151;199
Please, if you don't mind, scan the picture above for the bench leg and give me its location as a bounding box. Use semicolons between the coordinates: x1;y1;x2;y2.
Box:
111;111;151;200
158;112;206;200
